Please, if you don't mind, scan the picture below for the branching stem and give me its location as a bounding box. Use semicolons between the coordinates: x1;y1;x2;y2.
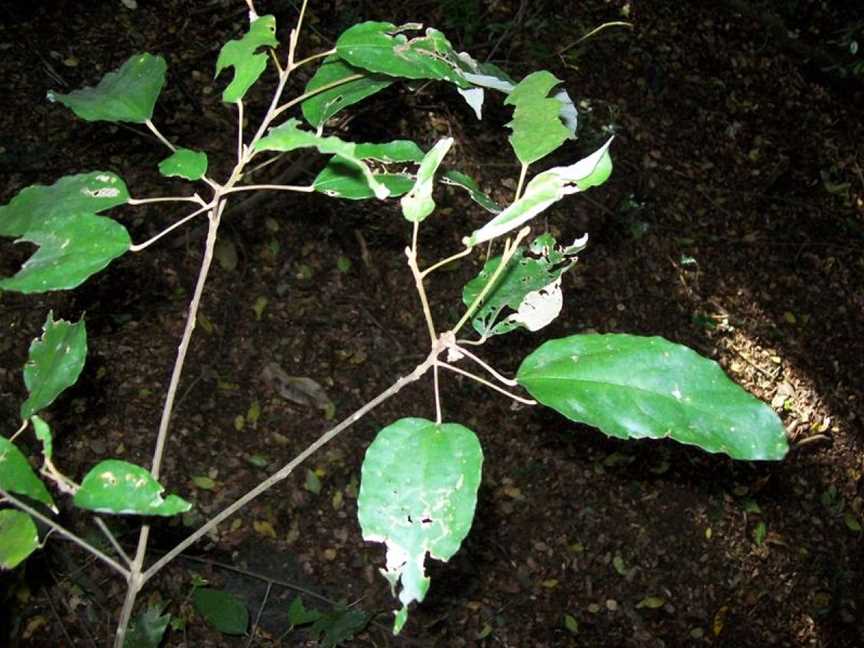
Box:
436;361;536;405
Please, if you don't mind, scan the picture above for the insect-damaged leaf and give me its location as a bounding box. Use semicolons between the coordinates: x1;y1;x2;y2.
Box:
401;137;452;223
215;15;278;103
517;334;789;460
505;71;572;165
158;148;208;181
301;56;393;128
358;418;482;634
48;53;166;124
73;459;192;516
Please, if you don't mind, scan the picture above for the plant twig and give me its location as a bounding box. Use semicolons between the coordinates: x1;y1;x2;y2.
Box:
221;183;315;194
128;203;213;252
436;361;535;405
94;517;132;567
144;119;176;152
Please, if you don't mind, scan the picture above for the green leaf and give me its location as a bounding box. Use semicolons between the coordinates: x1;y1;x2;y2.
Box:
32;415;53;460
504;71;572;165
563;613;579;634
47;53;166;123
358;417;482;634
310;606;370;648
401;138;452;222
0;436;55;509
335;22;469;87
753;521;767;545
636;596;666;609
287;597;322;626
0;509;39;570
314;158;413;200
158;148;208;181
193;588;248;635
517;334;789;461
256;119;389;199
844;512;861;533
21;312;87;419
124;604;171;648
304;468;322;495
0;172;131;293
464;137;613;247
441;170;501;213
73;459;192;516
301;56;393;128
462;233;586;338
355;140;425;163
215;15;278;103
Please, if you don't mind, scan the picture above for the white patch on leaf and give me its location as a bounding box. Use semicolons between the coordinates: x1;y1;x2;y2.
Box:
507;277;563;331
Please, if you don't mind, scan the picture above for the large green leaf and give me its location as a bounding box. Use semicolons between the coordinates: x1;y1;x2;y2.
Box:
462;233;586;337
400;137;452;223
21;312;87;419
355;140;425;163
358;417;482;634
158;148;208;181
256;119;390;198
0;172;131;293
193;588;248;635
335;22;469;87
504;71;572;165
0;510;39;570
47;53;166;124
0;436;55;509
73;460;192;516
314;161;414;200
215;15;278;103
464;137;613;247
517;334;789;460
301;56;393;128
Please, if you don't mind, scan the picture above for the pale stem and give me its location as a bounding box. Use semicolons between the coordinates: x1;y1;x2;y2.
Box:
128;203;214;252
9;419;27;442
237;100;245;164
272;74;364;119
94;517;132;567
145;119;176;153
454;226;531;334
420;244;473;278
433;362;442;424
142;357;433;582
244;152;287;176
436;361;536;405
0;489;130;579
221;184;315;195
406;246;437;344
291;48;337;71
514;162;528;201
450;343;519;387
128;196;204;206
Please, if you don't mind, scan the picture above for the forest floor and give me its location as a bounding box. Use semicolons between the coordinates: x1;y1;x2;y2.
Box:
1;1;862;646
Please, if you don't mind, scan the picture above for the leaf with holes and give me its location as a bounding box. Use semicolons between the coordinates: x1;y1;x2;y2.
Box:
256;119;389;199
517;334;789;460
401;137;452;222
21;312;87;419
441;170;501;213
215;15;278;103
301;56;393;128
193;588;249;635
0;509;39;570
358;418;482;634
158;148;208;181
0;436;55;510
47;53;166;123
314;161;414;200
464;137;613;247
504;71;572;165
0;172;130;293
73;459;192;516
462;233;587;338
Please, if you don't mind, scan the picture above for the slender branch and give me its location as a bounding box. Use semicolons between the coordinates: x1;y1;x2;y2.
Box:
221;184;315;195
406;245;437;344
144;119;176;152
0;489;130;579
556;21;633;56
436;361;536;405
433;362;442;424
514;163;528;201
420;244;473;278
243;152;287;176
237;99;245;165
10;419;27;442
94;517;132;567
451;343;518;387
291;48;336;71
128;203;213;252
128;196;204;206
272;74;364;119
143;357;433;582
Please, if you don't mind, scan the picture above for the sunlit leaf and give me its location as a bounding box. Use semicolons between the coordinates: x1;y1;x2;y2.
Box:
21;312;87;419
301;56;393;128
358;417;482;634
47;53;166;123
193;588;248;635
158;148;208;181
355;140;425;162
401;137;452;222
215;15;278;103
0;436;55;509
517;334;789;460
73;459;192;516
504;71;572;165
0;510;39;570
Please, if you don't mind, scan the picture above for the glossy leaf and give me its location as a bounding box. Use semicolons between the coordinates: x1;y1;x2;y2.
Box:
256;119;389;199
73;459;192;516
21;312;87;419
125;604;171;648
401;137;452;222
358;417;482;634
517;334;789;460
462;233;586;337
505;71;572;165
0;436;55;509
193;588;248;635
0;509;39;570
215;15;278;103
0;172;131;293
301;56;393;128
47;53;166;123
32;415;53;460
158;148;208;181
355;140;425;163
441;170;501;213
464;137;613;247
335;22;469;87
314;159;414;200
